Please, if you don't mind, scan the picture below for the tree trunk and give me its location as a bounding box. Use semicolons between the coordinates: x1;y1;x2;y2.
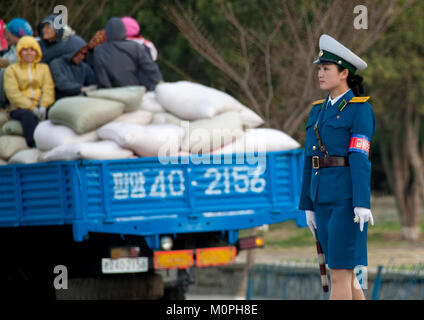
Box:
403;108;422;240
379;109;421;241
401;181;421;241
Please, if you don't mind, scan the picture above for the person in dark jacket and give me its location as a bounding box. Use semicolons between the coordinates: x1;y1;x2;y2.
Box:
37;14;69;64
49;35;96;100
93;17;163;91
85;29;106;70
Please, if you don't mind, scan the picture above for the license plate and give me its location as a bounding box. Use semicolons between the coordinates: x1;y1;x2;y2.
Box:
196;246;236;267
153;250;194;270
101;257;148;274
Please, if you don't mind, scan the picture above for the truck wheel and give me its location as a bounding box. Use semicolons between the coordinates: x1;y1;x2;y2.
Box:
162;284;187;300
0;265;56;300
55;273;164;300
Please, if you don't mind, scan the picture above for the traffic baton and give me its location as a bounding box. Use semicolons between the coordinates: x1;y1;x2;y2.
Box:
313;228;329;293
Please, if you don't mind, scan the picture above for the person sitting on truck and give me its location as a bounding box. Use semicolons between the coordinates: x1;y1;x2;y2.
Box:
1;18;33;68
49;35;97;100
3;36;55;147
93;17;163;91
1;18;33;108
37;14;75;65
85;29;106;70
121;16;158;61
0;19;8;51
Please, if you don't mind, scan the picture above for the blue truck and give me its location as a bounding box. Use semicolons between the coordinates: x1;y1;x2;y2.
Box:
0;149;306;299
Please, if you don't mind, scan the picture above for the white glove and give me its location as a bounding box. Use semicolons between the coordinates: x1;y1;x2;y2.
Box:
32;106;46;120
39;106;46;120
305;210;317;238
354;207;374;232
32;107;41;119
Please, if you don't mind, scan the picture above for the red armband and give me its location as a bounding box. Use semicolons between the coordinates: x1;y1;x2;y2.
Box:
348;134;370;156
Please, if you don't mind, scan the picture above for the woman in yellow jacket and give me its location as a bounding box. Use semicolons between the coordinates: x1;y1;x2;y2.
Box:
4;35;55;147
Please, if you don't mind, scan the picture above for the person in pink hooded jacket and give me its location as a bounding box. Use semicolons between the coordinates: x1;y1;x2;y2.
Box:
121;16;158;61
0;19;8;50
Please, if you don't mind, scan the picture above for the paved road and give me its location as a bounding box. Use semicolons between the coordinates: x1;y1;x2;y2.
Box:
186;294;245;300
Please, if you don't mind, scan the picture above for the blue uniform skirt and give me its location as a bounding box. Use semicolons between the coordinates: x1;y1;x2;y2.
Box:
313;199;368;269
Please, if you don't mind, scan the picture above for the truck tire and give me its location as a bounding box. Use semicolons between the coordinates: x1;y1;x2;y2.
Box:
162;284;187;300
0;267;56;300
55;273;164;300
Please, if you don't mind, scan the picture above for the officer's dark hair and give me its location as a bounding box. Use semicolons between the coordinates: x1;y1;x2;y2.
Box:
336;65;365;96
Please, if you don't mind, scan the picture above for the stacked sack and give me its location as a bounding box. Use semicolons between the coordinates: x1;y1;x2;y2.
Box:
0;109;33;165
4;81;300;164
152;81;300;155
37;86;149;162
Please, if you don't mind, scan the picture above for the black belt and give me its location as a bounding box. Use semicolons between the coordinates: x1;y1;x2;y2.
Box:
312;156;349;169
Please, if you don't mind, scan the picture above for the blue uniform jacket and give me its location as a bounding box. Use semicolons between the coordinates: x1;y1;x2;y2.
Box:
299;89;376;210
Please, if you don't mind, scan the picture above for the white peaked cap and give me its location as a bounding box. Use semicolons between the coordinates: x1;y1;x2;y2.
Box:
314;34;367;72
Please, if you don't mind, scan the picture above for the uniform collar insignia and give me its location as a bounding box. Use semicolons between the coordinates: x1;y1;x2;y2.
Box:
338;99;347;112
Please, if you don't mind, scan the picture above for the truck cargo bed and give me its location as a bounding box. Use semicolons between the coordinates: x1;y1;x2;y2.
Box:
0;150;306;247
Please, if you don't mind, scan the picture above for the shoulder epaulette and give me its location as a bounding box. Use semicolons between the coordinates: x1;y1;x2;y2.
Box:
349;96;370;103
312;99;325;106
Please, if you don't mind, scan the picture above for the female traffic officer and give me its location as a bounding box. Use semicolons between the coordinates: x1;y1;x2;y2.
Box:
298;34;376;300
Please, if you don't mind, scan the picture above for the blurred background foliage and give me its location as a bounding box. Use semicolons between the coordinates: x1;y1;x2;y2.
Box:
2;0;424;239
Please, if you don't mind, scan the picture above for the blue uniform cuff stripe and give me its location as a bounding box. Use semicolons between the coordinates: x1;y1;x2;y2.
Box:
348;147;369;155
351;134;370;142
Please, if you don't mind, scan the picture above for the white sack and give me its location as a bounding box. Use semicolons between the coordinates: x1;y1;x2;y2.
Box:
155;81;235;120
98;123;184;158
140;91;164;113
151;112;182;126
40;140;134;162
214;128;300;154
34;120;98;151
156;81;264;129
111;110;153;125
238;107;264;129
181;111;243;153
9;148;42;164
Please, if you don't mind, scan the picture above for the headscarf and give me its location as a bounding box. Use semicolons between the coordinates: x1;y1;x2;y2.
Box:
87;29;106;50
6;18;33;38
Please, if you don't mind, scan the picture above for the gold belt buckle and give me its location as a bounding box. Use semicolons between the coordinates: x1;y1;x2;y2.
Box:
312;156;320;169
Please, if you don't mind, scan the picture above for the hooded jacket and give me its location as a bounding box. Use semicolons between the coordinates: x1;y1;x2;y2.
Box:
93;17;162;90
3;36;55;111
121;16;158;61
0;19;7;50
49;35;96;99
37;14;68;64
